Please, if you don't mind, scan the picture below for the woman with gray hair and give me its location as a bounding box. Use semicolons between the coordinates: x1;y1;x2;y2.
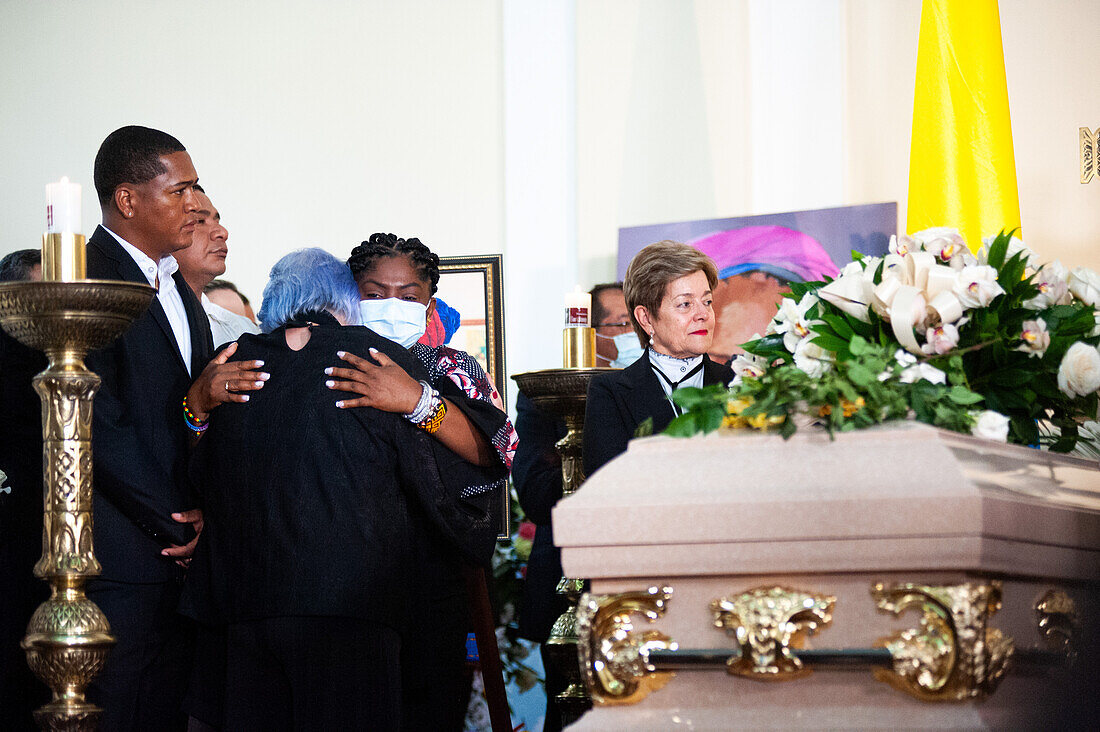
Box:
180;248;500;728
583;240;734;476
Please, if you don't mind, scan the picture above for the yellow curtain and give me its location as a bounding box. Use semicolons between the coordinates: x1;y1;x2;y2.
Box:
906;0;1021;251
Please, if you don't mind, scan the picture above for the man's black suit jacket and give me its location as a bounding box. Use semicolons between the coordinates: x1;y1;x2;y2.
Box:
85;225;214;583
513;392;569;643
583;349;733;477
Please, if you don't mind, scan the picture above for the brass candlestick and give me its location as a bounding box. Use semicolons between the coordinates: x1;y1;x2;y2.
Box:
513;367;613;725
0;280;155;730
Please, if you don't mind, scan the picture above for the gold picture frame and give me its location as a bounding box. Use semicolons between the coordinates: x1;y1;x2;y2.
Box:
436;254;510;538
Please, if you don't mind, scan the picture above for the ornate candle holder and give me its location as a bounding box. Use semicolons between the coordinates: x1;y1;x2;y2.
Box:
512;367;613;725
0;280;154;730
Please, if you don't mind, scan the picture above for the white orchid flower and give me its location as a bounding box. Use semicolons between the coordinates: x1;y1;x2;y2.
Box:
729;351;769;386
922;323;960;355
1024;261;1072;310
910;227;967;264
773;295;818;352
792;336;833;378
1016;319;1050;358
953;265;1005;309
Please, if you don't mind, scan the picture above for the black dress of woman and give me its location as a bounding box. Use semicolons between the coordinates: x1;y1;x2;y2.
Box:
180;313;503;730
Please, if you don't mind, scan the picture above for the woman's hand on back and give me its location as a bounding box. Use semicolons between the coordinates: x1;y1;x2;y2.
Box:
326;348;422;413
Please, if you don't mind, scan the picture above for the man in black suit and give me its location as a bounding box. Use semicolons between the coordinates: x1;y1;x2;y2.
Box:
83;126;264;730
516;283;636;732
0;250;50;730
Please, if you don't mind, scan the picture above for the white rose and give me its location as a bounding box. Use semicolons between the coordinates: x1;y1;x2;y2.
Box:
1068;267;1100;307
971;410;1010;442
1016;319;1050;358
793;337;833;378
922;323;960;355
954;265;1005;309
1057;342;1100;398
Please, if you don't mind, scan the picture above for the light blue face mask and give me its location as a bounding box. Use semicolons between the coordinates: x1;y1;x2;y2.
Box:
597;331;644;369
358;298;427;348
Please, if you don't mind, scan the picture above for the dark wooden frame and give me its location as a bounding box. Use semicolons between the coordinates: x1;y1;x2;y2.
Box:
437;254;509;538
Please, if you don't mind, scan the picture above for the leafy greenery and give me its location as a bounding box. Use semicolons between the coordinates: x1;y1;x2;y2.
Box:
665;230;1100;450
667;336;982;439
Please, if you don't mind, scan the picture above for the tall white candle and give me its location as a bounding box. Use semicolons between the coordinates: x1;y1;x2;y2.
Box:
46;176;81;234
564;285;591;326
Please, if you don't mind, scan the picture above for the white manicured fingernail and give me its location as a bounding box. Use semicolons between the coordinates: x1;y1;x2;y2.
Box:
324;367;333;375
369;347;378;353
254;381;264;387
326;380;335;388
335;400;344;408
337;351;346;358
241;395;249;402
260;373;270;380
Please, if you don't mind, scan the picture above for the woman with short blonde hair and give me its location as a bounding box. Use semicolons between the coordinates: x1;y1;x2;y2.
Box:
584;240;732;476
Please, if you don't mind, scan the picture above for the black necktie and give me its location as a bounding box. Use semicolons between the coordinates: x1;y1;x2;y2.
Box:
651;361;704;415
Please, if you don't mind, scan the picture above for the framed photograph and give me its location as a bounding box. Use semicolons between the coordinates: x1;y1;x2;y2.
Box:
436;254;510;537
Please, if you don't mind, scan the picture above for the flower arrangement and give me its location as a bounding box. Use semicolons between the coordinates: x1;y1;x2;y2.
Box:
668;229;1100;452
464;487;541;729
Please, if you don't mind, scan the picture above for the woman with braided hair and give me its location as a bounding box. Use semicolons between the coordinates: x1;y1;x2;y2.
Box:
326;232;516;730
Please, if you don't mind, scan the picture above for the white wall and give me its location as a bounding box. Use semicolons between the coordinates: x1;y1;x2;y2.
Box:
3;0;1098;396
843;0;1100;271
0;0;504;306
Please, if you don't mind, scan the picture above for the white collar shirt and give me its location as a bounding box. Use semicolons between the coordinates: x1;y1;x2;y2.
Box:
103;226;192;374
201;292;260;349
648;349;705;414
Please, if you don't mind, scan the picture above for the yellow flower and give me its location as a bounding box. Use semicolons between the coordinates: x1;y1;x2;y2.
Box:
818;398;865;418
842;397;866;417
727;397;753;415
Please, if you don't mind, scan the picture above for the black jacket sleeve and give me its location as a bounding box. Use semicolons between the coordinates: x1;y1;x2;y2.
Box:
582;371;633;479
85;346;194;548
513;392;566;526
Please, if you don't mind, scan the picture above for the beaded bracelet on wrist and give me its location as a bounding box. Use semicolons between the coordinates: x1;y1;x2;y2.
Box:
416;399;447;434
404;381;437;424
182;395;209;434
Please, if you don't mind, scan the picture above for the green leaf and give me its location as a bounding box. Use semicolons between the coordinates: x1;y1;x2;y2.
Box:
661;414;695;437
806;332;849;356
634;417;655;437
848;335;872;356
846;364;877;387
822;314;856;339
946;386;983;405
698;406;726;433
985;230;1010;269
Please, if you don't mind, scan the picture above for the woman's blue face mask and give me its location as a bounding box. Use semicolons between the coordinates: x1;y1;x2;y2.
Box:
596;331;644;368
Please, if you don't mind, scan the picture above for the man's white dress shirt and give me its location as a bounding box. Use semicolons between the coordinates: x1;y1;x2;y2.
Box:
103;226;192;374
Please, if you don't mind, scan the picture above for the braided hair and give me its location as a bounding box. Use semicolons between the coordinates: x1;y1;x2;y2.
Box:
347;233;440;296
